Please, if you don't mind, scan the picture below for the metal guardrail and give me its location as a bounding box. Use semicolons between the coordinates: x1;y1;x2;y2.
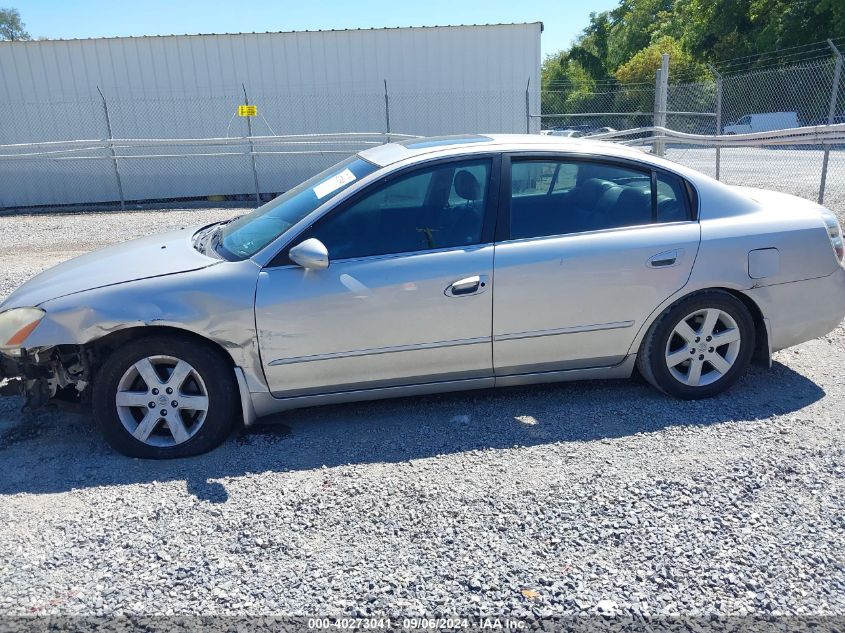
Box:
0;132;420;160
590;123;845;146
0;132;421;210
2;126;843;214
593;124;845;206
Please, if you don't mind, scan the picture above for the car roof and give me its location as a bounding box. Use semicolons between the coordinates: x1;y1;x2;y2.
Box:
358;133;655;168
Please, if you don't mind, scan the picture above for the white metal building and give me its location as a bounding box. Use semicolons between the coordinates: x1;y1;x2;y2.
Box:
0;23;542;208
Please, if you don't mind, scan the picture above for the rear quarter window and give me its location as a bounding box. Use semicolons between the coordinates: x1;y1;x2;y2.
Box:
655;171;693;222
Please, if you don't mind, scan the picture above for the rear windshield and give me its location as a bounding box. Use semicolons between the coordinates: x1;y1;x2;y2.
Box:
218;156;378;259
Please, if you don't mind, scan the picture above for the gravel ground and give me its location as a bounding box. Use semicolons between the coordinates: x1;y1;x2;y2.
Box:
0;208;844;620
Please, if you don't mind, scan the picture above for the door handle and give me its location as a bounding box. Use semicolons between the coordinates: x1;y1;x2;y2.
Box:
647;249;681;268
445;275;488;297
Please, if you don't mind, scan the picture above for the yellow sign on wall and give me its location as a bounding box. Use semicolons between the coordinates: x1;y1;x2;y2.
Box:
238;105;258;117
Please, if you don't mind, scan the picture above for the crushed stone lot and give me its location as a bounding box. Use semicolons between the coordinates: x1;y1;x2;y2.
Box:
0;208;844;619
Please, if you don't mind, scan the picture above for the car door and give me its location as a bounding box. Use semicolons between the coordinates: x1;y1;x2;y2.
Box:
493;154;701;376
255;155;499;397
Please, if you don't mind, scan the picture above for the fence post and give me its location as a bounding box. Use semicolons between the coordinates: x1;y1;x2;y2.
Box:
653;67;662;155
383;79;391;143
708;64;723;181
525;77;531;134
242;84;261;206
653;54;669;156
819;40;842;205
97;86;125;210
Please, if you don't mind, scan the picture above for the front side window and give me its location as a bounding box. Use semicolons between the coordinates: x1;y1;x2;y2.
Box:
305;159;491;260
509;159;691;240
218;156;378;258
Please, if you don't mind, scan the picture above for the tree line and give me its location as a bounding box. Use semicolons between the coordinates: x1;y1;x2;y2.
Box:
545;0;844;86
542;0;845;129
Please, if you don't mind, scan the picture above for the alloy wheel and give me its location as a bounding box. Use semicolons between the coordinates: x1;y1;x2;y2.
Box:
664;308;742;387
115;355;209;447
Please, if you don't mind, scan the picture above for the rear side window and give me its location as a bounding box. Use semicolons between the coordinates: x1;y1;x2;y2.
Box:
509;159;691;240
510;160;650;239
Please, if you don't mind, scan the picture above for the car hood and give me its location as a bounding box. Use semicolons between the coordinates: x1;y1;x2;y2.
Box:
1;226;219;309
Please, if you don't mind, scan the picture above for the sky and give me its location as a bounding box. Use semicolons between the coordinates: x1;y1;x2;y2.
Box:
13;0;620;58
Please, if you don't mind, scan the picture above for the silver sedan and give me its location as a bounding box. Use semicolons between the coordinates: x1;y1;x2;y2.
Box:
2;134;844;458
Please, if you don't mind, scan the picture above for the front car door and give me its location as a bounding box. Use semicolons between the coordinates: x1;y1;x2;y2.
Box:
493;154;701;376
255;155;499;397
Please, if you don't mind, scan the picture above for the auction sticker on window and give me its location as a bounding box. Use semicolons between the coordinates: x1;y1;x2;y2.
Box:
314;168;357;199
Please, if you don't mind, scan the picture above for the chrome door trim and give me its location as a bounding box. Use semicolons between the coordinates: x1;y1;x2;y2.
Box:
494;320;635;342
268;336;492;366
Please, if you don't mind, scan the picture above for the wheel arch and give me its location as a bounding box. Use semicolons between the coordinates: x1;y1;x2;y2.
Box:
83;325;256;428
85;325;236;369
630;286;770;366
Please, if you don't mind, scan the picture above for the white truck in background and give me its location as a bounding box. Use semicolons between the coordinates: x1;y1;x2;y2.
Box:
723;111;800;134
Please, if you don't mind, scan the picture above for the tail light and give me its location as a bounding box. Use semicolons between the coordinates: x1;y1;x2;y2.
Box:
821;209;845;265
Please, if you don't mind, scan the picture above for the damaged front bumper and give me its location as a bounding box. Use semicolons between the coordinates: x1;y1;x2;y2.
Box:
0;349;55;407
0;347;88;410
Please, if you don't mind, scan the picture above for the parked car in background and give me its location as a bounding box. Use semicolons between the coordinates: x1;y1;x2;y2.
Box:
541;128;585;138
723;112;799;134
2;134;844;458
586;127;618;136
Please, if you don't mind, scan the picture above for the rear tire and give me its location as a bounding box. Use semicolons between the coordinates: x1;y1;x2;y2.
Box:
92;335;238;458
638;291;755;399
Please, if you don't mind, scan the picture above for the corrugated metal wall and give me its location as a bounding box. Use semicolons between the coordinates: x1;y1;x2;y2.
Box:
0;23;541;208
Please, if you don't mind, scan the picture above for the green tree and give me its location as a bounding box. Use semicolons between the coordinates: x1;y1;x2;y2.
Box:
0;7;30;41
675;0;844;63
565;11;614;82
540;0;845;120
542;0;845;86
615;36;706;83
605;0;679;70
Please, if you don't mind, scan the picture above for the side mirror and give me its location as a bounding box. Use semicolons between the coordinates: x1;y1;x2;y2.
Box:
289;238;329;270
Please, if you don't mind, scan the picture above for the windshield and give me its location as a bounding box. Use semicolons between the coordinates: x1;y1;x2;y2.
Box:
218;156;378;259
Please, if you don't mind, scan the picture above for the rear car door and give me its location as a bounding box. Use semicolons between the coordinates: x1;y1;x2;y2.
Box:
493;154;701;376
255;156;499;397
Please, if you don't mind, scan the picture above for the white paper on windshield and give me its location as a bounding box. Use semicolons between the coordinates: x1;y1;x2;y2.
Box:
313;168;357;199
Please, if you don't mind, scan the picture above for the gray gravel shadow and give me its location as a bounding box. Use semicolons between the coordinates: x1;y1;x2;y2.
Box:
0;360;824;500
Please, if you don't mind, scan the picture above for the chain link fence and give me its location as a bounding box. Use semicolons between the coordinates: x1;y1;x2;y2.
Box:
540;83;656;134
3;40;844;216
0;80;533;210
539;41;845;221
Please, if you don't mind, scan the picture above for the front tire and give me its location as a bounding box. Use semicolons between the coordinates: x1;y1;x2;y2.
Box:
92;335;239;458
638;291;755;399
